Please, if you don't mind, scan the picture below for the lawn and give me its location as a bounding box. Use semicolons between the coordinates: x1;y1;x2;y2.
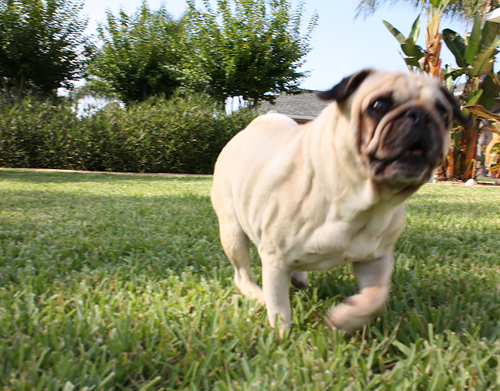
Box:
1;168;499;390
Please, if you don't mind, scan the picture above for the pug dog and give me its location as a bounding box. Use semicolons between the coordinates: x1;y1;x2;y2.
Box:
211;69;464;333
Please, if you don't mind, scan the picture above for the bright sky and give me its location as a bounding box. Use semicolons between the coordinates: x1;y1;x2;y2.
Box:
81;0;472;91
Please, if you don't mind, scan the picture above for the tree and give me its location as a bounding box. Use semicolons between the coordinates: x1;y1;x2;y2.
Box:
383;0;466;81
184;0;318;106
356;0;492;21
87;2;184;104
0;0;91;103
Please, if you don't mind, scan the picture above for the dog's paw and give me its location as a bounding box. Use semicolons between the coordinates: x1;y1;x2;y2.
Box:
325;301;367;333
244;291;266;306
240;285;266;306
234;277;266;306
254;293;266;306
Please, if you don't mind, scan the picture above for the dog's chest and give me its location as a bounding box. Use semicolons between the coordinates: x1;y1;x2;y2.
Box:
292;209;401;270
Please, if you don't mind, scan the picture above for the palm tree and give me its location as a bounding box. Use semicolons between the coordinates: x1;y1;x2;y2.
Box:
356;0;491;22
358;1;494;82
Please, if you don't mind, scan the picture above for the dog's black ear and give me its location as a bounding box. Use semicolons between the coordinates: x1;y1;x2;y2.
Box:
439;85;470;127
317;69;374;102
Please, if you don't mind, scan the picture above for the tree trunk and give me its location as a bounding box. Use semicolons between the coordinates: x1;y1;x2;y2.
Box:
1;77;13;105
426;32;442;81
462;114;479;180
446;144;455;179
16;74;25;102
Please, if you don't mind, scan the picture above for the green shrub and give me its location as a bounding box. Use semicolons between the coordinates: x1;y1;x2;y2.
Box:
0;100;83;169
0;94;257;174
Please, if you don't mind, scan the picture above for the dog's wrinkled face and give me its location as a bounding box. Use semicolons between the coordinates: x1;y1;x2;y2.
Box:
318;69;465;189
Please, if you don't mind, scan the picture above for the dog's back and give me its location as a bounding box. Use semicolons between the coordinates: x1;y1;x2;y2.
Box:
212;113;304;200
247;113;298;128
211;112;306;307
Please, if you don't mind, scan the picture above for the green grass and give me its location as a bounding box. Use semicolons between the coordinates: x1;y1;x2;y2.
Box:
0;168;499;390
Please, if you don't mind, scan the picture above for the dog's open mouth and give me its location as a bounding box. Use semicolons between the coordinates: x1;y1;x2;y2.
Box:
367;112;445;188
369;142;432;186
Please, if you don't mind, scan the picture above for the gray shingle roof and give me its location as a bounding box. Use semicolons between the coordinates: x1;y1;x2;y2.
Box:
259;91;329;121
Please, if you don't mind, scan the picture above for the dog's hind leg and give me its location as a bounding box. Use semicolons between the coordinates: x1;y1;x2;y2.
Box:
326;254;393;333
219;221;266;305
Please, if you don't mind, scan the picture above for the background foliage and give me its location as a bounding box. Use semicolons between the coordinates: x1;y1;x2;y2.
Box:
85;0;317;106
183;0;318;106
1;0;317;107
0;94;257;174
0;0;91;103
87;2;184;104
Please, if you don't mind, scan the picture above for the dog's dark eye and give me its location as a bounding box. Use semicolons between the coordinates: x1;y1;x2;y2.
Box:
436;104;449;124
368;98;393;119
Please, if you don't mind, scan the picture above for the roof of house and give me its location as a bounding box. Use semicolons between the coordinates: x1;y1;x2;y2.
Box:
259;91;330;121
486;7;500;23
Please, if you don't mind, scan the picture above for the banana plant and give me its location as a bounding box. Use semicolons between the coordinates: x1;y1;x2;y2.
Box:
383;16;424;72
419;0;455;80
383;0;456;79
465;76;500;180
442;12;500;108
440;12;500;181
485;136;500;180
465;104;500;180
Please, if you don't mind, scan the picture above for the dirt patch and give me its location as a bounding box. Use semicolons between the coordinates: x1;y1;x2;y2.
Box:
432;180;499;186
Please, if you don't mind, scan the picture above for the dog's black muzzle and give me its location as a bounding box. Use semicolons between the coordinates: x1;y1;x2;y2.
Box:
368;108;444;187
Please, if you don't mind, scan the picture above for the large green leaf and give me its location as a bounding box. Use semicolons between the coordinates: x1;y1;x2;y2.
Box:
409;15;420;42
464;12;482;64
478;73;499;109
480;73;500;98
405;57;421;67
443;66;467;81
383;20;406;45
442;28;467;67
461;90;483;118
401;38;423;57
486;70;500;90
470;37;500;77
480;21;500;52
465;90;483;106
478;97;495;111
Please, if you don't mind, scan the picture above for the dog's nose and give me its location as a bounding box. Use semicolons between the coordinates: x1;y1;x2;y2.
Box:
404;108;429;126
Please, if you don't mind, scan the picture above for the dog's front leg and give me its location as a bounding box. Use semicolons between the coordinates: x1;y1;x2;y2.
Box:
262;261;292;330
326;253;393;333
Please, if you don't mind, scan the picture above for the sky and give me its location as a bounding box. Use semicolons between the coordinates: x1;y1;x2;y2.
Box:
80;0;473;92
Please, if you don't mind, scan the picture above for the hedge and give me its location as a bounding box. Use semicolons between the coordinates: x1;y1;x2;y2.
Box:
0;94;257;174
